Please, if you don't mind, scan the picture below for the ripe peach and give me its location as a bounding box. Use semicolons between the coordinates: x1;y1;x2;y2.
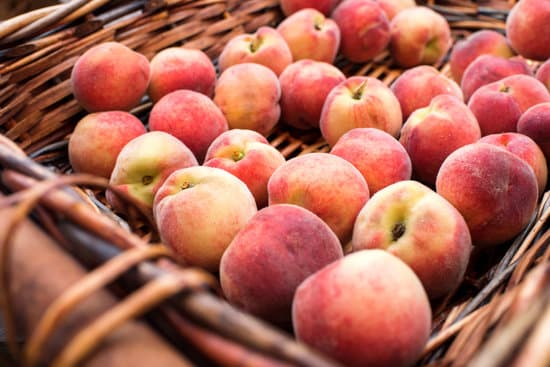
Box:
535;59;550;91
372;0;415;20
479;133;548;196
279;60;345;130
147;47;216;103
330;128;412;194
71;42;150;112
517;102;550;164
276;8;341;64
68;111;146;178
352;180;472;299
220;204;343;324
436;142;539;247
468;74;550;136
148;90;228;163
279;0;342;16
268;152;369;244
390;65;463;120
389;6;452;68
320;76;403;146
449;30;515;84
292;249;432;367
460;54;532;102
332;0;391;63
400;94;481;187
154;166;257;272
506;0;550;61
203;129;286;208
218;26;292;76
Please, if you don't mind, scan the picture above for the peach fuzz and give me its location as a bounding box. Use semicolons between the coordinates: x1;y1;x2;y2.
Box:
352;180;472;299
479;133;548;196
292;249;432;367
390;65;463;121
517;102;550;164
279;60;345;130
320;76;403;146
203;129;286;208
460;54;532;102
213;63;281;136
68;111;146;178
107;131;198;215
279;0;342;16
330;128;412;194
332;0;391;63
276;8;341;64
372;0;415;20
389;6;452;68
218;26;292;76
71;42;150;112
154;166;257;272
400;94;481;187
449;30;515;84
506;0;550;61
535;59;550;91
147;47;216;103
220;204;343;325
436;142;539;248
148;89;228;163
468;74;550;136
268;152;369;245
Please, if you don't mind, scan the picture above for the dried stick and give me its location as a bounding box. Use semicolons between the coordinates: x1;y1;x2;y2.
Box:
0;5;60;41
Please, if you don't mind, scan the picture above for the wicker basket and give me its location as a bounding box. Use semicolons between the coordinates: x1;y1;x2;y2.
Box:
1;0;549;366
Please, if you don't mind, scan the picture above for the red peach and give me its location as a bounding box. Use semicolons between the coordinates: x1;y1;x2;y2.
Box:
506;0;550;61
517;102;550;164
71;42;150;112
279;0;342;16
68;111;146;178
220;204;343;324
330;128;412;194
372;0;416;20
535;59;550;92
436;142;539;247
148;47;216;103
148;90;228;163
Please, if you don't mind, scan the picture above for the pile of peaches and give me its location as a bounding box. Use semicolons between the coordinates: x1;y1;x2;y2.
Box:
66;0;550;366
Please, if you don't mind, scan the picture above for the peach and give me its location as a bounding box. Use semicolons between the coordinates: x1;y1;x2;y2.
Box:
330;128;412;194
71;42;150;112
203;129;286;208
390;65;463;120
213;63;280;136
535;59;550;91
436;142;539;247
332;0;391;63
479;133;548;196
107;131;198;214
400;94;481;187
372;0;416;20
148;89;228;163
68;111;146;178
449;30;515;84
268;152;369;245
320;76;403;146
506;0;550;61
279;60;346;130
220;204;343;324
468;74;550;136
154;166;257;272
279;0;342;16
276;8;341;64
292;249;432;367
352;180;472;299
460;54;532;102
517;102;550;163
218;26;292;76
389;6;452;68
147;47;216;103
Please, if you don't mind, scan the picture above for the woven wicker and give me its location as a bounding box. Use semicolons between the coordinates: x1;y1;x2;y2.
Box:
1;0;549;366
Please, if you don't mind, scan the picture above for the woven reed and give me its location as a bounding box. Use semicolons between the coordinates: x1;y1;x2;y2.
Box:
1;0;549;366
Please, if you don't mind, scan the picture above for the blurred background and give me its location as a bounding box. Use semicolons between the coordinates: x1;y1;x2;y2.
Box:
0;0;59;20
